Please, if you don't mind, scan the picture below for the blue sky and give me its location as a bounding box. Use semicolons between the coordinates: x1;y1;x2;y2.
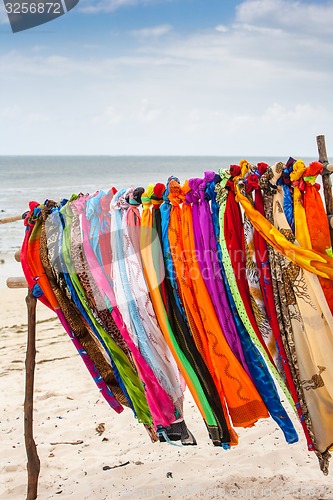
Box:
0;0;333;155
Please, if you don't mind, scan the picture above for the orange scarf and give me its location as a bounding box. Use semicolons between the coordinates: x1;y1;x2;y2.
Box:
303;161;333;314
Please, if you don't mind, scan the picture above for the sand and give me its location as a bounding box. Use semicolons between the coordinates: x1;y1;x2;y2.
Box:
0;284;332;499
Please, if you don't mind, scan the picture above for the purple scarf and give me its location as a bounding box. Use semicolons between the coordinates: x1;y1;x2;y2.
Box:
187;172;249;375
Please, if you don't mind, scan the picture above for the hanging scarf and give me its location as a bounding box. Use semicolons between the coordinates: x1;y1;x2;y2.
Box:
155;182;229;446
172;180;271;435
215;171;298;444
137;186;185;413
140;182;235;444
234;171;333;281
271;167;333;474
216;170;294;400
302;161;333;314
244;164;291;381
23;203;125;413
160;178;229;446
78;190;174;434
277;158;295;233
60;196;133;410
151;183;169;307
21;202;53;309
243;213;275;358
71;195;134;359
251;162;333;474
188;173;249;372
206;176;262;377
60;198;153;426
244;164;311;436
258;165;316;454
86;189;116;278
43;205;129;410
224;165;273;358
112;187;182;426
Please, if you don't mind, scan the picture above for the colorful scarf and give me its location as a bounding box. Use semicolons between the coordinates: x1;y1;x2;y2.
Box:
60;198;153;426
160;178;229;446
110;187;182;426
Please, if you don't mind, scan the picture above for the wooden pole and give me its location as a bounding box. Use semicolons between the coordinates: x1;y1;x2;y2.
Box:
317;135;333;246
7;277;28;289
7;244;40;498
0;214;22;224
317;134;328;164
24;290;40;500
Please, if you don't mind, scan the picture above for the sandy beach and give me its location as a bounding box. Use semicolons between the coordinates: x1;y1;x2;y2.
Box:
0;283;332;499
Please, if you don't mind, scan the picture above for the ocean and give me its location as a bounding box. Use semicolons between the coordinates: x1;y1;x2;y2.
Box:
0;155;317;286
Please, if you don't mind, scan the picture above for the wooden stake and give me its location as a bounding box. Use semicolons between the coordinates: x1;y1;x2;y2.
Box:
317;134;328;164
24;290;40;500
317;135;333;246
0;214;22;224
7;277;28;289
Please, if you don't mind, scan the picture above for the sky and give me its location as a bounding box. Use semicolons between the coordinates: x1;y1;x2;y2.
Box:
0;0;332;156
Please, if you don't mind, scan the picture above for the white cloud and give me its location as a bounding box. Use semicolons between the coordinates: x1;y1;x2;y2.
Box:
0;50;188;78
225;103;331;156
79;0;158;14
233;23;282;35
147;1;333;76
130;24;172;38
215;24;229;33
0;104;49;124
0;105;21;120
229;103;327;130
92;105;124;125
135;98;162;122
236;0;333;36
